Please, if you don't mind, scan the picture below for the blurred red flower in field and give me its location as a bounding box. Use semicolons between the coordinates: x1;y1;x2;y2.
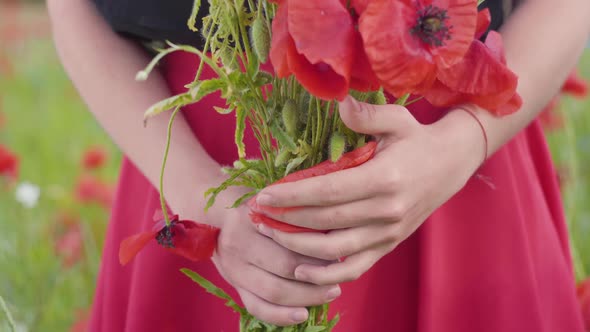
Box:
119;211;220;265
0;144;18;180
82;146;108;170
538;96;563;131
577;278;590;330
55;223;83;268
562;70;589;98
539;69;588;131
75;175;114;209
70;308;90;332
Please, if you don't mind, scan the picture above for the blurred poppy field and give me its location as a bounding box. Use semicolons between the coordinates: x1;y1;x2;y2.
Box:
0;2;590;331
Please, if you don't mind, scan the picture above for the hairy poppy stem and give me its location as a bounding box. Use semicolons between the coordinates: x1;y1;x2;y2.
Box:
159;106;182;226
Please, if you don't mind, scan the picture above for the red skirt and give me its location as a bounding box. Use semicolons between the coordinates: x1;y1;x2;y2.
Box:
89;52;585;332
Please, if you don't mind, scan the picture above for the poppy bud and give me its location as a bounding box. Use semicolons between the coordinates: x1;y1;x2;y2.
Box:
250;16;270;63
368;90;387;105
219;47;239;71
282;99;299;138
274;149;292;167
329;132;346;162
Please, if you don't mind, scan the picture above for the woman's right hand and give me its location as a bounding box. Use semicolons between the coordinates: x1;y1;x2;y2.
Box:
205;187;342;326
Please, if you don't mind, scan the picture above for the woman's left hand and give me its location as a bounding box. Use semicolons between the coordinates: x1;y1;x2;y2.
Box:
251;96;486;286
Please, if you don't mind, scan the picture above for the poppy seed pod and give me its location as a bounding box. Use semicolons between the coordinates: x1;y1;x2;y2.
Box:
282;99;299;138
250;16;270;63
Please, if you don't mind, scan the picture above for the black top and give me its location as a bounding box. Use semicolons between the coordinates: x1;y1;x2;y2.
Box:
93;0;510;48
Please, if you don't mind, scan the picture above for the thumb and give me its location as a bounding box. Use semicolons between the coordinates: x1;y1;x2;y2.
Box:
338;95;417;137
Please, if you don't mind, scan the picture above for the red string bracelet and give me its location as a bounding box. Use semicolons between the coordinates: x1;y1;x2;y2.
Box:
456;107;488;166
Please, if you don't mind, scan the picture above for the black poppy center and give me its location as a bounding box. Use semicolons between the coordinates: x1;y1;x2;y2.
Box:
411;5;452;47
156;222;176;248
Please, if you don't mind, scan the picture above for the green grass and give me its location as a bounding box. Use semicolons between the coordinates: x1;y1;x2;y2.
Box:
0;37;120;330
0;7;589;331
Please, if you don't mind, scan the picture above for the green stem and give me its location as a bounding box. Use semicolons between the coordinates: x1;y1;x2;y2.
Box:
159;106;182;226
0;294;17;332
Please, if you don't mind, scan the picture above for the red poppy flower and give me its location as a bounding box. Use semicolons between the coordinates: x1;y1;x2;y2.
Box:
0;144;18;180
577;278;590;330
269;0;378;101
423;29;522;115
562;70;588;98
55;224;83;268
119;211;220;265
359;0;478;97
70;308;90;332
82;146;108;170
75;175;114;209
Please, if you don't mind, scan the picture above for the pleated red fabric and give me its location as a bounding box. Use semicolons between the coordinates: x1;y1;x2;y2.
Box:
89;51;584;332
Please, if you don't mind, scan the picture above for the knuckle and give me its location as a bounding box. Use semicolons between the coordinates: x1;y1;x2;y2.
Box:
317;179;339;203
321;208;344;230
386;200;406;221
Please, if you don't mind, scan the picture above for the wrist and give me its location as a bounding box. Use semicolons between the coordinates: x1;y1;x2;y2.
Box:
430;107;488;176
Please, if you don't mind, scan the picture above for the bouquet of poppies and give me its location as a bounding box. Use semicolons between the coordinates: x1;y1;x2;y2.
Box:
118;0;521;330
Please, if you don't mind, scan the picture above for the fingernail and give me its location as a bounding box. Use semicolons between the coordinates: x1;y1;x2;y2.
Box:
324;286;341;302
256;193;274;206
290;309;308;322
257;224;274;238
294;267;307;281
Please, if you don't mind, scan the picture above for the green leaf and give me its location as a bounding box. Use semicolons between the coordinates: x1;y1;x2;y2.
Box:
235;106;248;158
204;166;251;211
144;79;226;120
187;0;202;32
270;122;297;152
230;191;257;208
304;327;326;332
214;106;234;114
326;314;340;330
180;269;246;315
284;155;307;177
274;149;292;167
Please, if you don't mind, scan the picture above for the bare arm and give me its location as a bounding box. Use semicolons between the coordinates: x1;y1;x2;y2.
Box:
47;0;222;222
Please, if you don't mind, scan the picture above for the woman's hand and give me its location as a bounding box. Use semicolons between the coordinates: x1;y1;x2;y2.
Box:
204;187;342;326
250;97;486;286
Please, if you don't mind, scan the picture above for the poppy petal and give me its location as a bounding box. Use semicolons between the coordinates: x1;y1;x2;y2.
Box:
429;0;479;68
437;35;517;102
269;4;292;78
287;0;355;82
249;211;320;233
350;36;380;91
166;220;220;261
475;8;491;39
119;230;159;265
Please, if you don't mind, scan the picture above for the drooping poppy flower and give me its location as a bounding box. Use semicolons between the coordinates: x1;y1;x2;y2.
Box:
562;70;588;98
423;29;522;115
269;0;378;101
75;175;114;209
82;146;108;170
577;278;590;330
359;0;479;97
119;210;220;265
55;224;84;268
0;144;18;180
